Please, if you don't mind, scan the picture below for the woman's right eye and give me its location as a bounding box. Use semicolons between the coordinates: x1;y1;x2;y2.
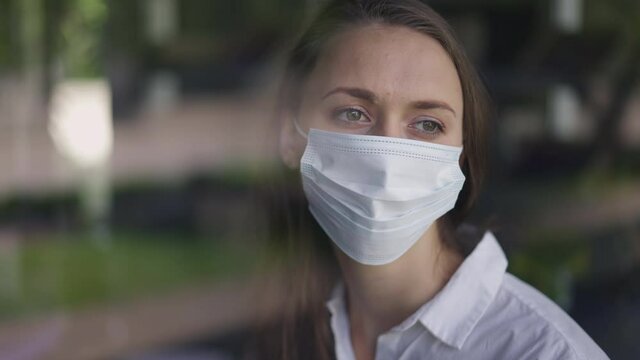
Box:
333;107;370;123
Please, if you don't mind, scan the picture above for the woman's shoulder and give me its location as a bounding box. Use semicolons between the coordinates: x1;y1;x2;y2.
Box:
473;272;609;360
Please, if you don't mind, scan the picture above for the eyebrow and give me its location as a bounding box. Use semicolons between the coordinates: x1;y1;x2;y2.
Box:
321;86;456;116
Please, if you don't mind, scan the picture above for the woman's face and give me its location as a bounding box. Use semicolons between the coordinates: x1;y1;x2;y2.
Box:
283;23;464;166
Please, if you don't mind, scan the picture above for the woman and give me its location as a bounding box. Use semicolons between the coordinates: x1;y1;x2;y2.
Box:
266;0;609;359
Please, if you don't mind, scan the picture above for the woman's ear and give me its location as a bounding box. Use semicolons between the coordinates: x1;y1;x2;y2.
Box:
279;110;304;169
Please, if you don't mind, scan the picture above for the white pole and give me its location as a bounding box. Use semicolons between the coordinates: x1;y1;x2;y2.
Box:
553;0;583;33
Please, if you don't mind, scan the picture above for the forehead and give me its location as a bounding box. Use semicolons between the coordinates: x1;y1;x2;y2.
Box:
307;24;463;114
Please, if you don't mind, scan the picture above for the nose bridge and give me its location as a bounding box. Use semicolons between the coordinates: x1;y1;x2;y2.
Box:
369;112;403;138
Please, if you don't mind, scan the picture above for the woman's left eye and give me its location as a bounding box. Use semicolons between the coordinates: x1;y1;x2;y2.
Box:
411;119;443;135
334;108;369;123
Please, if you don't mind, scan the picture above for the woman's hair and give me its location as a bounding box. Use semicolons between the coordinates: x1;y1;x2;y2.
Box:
259;0;491;358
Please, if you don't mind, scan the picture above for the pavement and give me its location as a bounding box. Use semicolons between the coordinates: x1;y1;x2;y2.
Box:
0;272;286;360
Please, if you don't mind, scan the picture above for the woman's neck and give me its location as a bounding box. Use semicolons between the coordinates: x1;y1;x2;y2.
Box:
336;224;463;360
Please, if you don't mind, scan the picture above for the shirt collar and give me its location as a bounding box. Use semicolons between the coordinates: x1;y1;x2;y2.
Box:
413;231;508;349
326;231;508;351
326;282;356;359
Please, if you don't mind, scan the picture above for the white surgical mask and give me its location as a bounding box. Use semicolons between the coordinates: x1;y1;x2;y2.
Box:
295;120;466;265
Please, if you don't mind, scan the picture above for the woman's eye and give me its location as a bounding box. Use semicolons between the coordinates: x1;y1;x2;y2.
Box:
412;119;443;135
335;108;368;123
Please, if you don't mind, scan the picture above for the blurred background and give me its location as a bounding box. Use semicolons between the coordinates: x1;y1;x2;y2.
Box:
0;0;638;359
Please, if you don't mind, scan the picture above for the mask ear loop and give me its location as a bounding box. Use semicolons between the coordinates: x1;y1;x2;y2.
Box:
293;118;308;139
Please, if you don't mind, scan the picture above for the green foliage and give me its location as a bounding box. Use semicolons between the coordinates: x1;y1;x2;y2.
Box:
179;0;304;38
0;0;14;69
509;231;590;309
107;0;142;55
584;0;640;32
0;231;265;320
59;0;107;78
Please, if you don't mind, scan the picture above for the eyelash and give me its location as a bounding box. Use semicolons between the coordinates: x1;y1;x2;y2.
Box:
409;118;445;137
332;107;371;124
332;107;445;136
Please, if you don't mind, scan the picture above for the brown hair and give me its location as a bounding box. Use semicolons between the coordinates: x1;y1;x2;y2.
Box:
260;0;490;358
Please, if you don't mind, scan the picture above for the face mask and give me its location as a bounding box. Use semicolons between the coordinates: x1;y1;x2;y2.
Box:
294;120;466;265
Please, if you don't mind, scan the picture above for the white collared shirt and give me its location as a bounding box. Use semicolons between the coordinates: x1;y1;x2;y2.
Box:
326;232;609;360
